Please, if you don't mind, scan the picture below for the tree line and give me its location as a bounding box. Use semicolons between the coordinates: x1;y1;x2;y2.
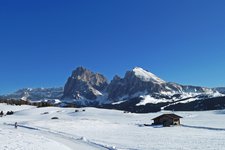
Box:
0;98;54;108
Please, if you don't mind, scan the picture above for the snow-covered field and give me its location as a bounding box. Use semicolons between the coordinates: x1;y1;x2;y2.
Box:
0;103;225;150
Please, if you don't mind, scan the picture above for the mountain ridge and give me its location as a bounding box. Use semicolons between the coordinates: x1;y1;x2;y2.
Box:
1;66;224;112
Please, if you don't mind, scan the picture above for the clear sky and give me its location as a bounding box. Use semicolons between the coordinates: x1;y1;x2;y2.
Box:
0;0;225;94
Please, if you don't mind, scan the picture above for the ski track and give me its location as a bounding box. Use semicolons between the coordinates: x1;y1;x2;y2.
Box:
181;124;225;131
3;123;138;150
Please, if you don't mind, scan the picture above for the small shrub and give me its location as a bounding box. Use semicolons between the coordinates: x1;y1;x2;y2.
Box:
51;117;59;120
42;112;49;115
6;111;14;115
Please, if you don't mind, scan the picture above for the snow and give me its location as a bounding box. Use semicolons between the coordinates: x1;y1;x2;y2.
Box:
112;100;127;105
43;99;62;104
178;97;199;103
211;91;224;97
161;97;200;110
0;103;34;112
133;67;165;83
160;90;175;96
1;103;225;150
91;88;103;96
136;95;172;105
0;127;71;150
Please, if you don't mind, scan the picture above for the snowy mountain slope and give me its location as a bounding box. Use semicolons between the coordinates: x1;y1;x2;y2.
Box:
163;96;225;111
107;67;224;104
133;67;165;83
1;87;63;101
1;104;225;150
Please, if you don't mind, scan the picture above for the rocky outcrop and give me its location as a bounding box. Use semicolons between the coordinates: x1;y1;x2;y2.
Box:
63;67;108;100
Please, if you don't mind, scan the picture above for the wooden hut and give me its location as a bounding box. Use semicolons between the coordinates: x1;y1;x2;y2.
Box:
152;114;182;127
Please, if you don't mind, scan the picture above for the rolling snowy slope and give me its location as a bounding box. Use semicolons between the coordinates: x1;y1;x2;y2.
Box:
1;104;225;150
0;127;71;150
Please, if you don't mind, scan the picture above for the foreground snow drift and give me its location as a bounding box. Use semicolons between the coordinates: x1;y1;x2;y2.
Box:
1;103;225;150
0;127;71;150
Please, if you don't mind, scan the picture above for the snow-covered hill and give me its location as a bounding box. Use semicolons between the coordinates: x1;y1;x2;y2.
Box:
1;87;63;101
1;103;225;150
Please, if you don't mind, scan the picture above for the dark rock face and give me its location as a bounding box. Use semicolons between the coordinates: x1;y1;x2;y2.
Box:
107;70;164;101
107;67;216;101
63;67;108;100
214;87;225;94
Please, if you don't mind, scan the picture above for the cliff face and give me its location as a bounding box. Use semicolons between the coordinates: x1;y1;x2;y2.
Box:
63;67;108;100
107;68;165;101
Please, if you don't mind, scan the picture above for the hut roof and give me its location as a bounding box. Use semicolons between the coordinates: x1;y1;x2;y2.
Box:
152;113;182;120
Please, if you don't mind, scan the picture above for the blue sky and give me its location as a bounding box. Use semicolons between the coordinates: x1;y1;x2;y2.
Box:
0;0;225;94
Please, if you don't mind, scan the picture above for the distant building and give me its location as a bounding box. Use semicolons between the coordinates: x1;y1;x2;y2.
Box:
152;114;182;127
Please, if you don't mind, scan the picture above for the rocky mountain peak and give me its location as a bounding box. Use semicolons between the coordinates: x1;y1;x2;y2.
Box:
63;67;108;100
107;67;166;101
131;67;166;84
72;66;90;77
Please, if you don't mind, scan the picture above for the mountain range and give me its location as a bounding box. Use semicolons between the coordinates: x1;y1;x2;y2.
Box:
1;67;225;112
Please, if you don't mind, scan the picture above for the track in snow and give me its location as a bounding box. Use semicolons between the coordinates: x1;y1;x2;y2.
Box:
181;124;225;131
4;123;138;150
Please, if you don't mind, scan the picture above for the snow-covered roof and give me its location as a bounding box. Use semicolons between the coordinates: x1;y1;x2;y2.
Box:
152;114;183;120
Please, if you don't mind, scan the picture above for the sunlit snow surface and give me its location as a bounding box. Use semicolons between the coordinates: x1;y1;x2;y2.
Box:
0;127;71;150
133;67;165;83
1;103;225;150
